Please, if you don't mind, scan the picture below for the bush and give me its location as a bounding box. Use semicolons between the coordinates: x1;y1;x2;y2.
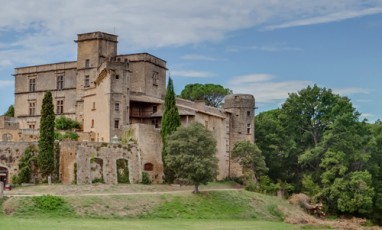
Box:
55;131;79;141
30;195;73;216
141;172;152;184
55;116;81;130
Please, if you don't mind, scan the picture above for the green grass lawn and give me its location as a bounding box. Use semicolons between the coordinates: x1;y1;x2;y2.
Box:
0;216;327;230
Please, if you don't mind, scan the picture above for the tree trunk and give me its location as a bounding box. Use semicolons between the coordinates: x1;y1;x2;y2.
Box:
193;184;200;193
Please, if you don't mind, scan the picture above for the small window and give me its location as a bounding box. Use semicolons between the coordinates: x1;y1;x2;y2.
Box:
115;74;119;80
29;102;36;116
247;124;251;134
57;75;64;90
115;103;120;112
153;105;157;113
85;59;90;68
29;124;35;129
144;163;154;171
91;119;94;128
84;75;90;88
92;102;96;110
114;119;120;129
152;72;159;86
152;119;159;128
29;78;36;92
56;100;64;114
247;111;250;117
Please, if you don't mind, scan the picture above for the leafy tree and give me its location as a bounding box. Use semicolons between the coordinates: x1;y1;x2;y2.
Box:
38;91;55;177
255;109;298;184
160;77;181;182
166;122;218;193
179;83;232;107
3;105;14;117
13;146;36;184
232;140;268;183
55;116;81;130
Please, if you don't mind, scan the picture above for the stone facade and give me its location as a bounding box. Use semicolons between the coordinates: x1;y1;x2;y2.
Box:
1;31;256;185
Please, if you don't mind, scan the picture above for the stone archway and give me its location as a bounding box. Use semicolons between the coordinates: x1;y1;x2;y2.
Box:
0;166;9;185
90;158;104;183
116;159;129;184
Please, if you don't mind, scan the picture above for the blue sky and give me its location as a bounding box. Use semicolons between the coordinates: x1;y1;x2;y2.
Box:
0;1;381;121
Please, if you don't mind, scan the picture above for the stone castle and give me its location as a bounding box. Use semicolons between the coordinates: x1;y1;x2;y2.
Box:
0;32;255;185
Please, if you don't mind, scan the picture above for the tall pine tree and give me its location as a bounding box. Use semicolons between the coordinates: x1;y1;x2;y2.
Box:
160;77;181;182
38;91;55;177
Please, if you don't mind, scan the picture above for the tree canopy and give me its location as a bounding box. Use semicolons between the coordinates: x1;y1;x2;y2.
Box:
160;77;181;182
38;91;55;177
166;122;218;193
179;83;232;107
3;105;14;117
255;84;379;220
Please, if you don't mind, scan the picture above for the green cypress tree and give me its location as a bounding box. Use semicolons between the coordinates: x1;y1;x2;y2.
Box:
38;91;55;177
160;77;181;182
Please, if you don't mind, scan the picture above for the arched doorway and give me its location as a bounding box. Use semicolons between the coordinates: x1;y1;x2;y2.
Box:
0;166;8;185
116;159;129;184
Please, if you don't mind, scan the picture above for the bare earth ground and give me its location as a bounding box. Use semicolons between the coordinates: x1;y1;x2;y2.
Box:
2;183;382;230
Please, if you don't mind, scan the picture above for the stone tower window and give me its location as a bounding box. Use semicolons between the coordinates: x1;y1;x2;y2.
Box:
29;101;36;116
115;74;119;80
152;72;159;86
91;119;94;128
115;103;120;112
247;111;250;117
84;75;90;88
247;124;251;134
29;78;36;92
57;75;64;90
92;102;96;111
114;119;120;129
56;100;64;114
153;105;157;113
85;59;90;68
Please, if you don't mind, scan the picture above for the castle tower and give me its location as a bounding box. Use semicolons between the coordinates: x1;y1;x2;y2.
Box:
74;32;118;122
223;94;255;177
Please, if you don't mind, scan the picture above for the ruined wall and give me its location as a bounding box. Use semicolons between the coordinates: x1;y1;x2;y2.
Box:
0;141;34;184
75;142;141;184
59;141;78;184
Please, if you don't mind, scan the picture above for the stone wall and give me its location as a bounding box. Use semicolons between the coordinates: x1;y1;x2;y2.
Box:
75;142;141;184
0;141;34;184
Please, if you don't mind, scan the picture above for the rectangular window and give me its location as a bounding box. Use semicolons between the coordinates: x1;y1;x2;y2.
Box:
29;78;36;92
247;124;251;134
56;100;64;114
115;103;120;112
84;75;90;88
56;75;64;90
247;111;251;117
29;124;35;129
114;119;120;129
85;59;90;68
29;102;36;116
115;74;119;80
152;72;158;86
91;119;94;128
92;102;96;110
153;105;157;113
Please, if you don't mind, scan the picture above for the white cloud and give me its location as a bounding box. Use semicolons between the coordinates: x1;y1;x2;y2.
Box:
181;54;217;61
333;87;370;95
0;80;14;88
172;70;215;78
228;74;312;103
265;7;382;30
0;0;382;68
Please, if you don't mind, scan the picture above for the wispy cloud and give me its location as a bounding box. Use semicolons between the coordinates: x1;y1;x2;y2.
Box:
181;54;217;61
228;74;370;105
228;74;312;103
266;7;382;30
227;43;303;53
172;70;215;78
333;87;370;95
0;80;14;88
